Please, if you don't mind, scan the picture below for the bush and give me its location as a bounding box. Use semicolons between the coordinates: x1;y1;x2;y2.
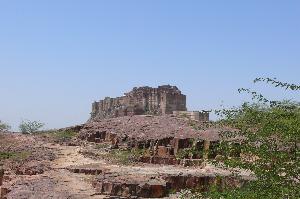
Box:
209;78;300;199
0;151;31;161
103;148;146;165
53;131;77;139
0;120;11;132
19;120;44;134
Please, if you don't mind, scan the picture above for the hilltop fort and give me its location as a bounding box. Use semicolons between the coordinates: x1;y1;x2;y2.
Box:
90;85;209;121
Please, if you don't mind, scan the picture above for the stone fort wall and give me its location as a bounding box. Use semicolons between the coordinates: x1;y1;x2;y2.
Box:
172;111;210;122
90;85;187;120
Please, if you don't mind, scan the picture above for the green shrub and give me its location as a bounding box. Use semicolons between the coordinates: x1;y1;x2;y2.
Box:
95;143;111;149
19;120;44;134
209;78;300;199
53;131;77;139
175;139;204;160
0;151;31;161
104;148;146;165
0;120;11;131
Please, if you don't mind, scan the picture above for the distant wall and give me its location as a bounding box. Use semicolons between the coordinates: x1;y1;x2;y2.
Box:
173;111;209;122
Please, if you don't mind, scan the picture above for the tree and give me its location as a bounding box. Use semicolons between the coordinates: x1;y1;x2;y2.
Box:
207;78;300;199
19;120;44;134
0;120;10;132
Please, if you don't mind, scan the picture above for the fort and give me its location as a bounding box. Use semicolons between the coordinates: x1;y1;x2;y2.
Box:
90;85;185;120
90;85;209;121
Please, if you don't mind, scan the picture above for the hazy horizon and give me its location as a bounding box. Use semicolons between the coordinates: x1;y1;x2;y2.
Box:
0;1;299;131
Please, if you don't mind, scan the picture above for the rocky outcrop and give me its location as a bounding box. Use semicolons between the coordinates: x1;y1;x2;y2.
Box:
79;115;229;164
93;173;167;198
66;163;246;198
15;161;50;175
81;115;219;142
91;85;187;120
58;124;84;133
4;176;71;199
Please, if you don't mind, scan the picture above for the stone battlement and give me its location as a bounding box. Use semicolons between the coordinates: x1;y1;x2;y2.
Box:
90;85;187;120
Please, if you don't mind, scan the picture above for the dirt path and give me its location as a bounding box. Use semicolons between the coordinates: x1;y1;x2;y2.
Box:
46;144;183;199
46;144;107;199
50;144;105;169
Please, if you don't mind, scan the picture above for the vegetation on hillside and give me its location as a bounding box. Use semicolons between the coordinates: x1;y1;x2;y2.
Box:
51;130;77;140
0;151;31;162
105;148;146;165
183;78;300;199
19;120;44;134
0;120;11;132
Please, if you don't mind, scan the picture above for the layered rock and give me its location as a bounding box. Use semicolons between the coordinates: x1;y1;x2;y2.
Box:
91;85;187;120
93;173;167;198
66;163;247;198
79;115;233;165
81;115;219;142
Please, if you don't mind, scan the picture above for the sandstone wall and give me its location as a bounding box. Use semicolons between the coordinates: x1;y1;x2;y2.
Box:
173;111;210;122
90;85;187;120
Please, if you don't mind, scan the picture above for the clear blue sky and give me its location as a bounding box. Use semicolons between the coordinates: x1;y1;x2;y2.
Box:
0;1;299;131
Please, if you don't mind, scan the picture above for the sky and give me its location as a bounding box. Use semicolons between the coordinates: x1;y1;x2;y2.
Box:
0;1;299;131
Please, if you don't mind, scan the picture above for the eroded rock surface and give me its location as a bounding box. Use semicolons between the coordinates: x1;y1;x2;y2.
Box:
79;115;234;166
66;160;250;198
81;115;218;142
